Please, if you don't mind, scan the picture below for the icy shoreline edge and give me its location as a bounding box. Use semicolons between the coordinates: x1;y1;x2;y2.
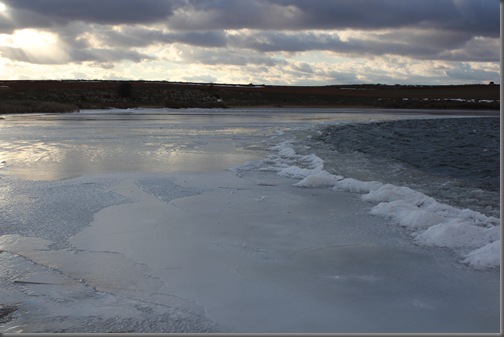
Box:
232;140;501;271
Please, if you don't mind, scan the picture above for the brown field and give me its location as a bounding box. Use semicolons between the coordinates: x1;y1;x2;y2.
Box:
0;80;500;113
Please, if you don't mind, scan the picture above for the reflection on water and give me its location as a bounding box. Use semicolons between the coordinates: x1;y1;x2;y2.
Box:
1;142;262;181
0;110;285;180
0;108;492;181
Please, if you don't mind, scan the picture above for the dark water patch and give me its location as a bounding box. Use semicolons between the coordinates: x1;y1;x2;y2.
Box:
304;117;499;217
315;117;499;192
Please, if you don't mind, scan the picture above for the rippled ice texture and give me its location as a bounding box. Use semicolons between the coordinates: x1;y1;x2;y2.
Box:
0;108;500;333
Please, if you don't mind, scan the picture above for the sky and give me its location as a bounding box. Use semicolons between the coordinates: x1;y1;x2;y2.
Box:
0;0;500;86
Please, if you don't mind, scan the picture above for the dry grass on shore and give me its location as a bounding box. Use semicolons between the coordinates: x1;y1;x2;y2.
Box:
0;80;499;112
0;100;79;114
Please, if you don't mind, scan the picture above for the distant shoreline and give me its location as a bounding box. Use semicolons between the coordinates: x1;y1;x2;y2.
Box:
0;80;500;114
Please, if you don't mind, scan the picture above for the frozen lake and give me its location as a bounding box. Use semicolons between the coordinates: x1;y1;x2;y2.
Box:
0;108;500;333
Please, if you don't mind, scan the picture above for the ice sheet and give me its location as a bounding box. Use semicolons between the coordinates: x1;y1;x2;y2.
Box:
0;109;500;333
61;170;502;332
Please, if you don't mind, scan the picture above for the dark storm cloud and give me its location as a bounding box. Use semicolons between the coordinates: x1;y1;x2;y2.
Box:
2;0;182;27
276;0;498;36
170;0;425;30
168;0;498;37
98;28;227;48
2;0;498;36
166;0;291;30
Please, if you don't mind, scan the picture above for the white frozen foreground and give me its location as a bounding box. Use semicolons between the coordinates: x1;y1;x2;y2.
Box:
0;109;500;333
